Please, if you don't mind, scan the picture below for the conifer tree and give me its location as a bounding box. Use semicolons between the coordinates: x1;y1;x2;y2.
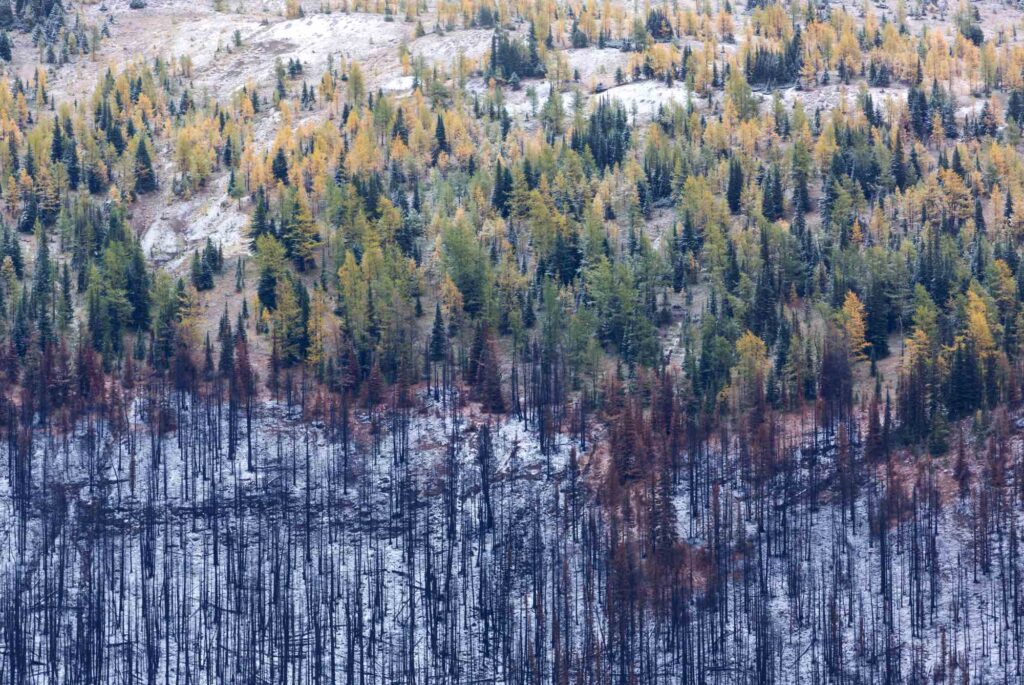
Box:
281;190;318;271
433;114;448;164
134;137;157;194
841;290;868;361
273;275;306;365
272;146;289;184
249;189;271;249
429;301;446;361
727;157;743;214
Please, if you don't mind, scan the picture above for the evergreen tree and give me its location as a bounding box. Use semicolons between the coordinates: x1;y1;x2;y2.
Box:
491;159;511;217
429;301;447;361
249;189;271;250
191;250;214;291
281;190;318;271
49;116;62;162
748;230;777;344
864;279;890;358
727;157;743;214
273;275;308;366
272;146;289;184
576;98;630;170
134;137;157;194
890;134;906;191
761;165;784;221
433;114;448;164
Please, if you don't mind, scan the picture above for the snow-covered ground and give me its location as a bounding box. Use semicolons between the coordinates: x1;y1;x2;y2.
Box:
0;388;589;682
409;27;493;68
138;176;250;267
600;79;693;120
564;46;630;92
2;380;1021;682
778;83;907;115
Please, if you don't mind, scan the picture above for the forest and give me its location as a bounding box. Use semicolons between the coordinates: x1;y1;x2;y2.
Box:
1;0;1024;682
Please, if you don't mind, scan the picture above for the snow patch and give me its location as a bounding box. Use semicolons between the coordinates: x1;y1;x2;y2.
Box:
600;79;692;119
139;179;249;269
381;74;415;94
409;27;493;67
778;84;907;114
565;47;629;91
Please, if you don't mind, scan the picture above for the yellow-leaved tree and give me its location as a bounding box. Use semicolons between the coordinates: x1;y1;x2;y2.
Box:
732;330;769;418
841;290;868;361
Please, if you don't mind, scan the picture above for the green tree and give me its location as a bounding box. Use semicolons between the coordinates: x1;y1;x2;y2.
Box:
442;219;489;316
134;137;157;194
272;146;289;184
281;189;318;271
727;156;743;214
429;301;446;361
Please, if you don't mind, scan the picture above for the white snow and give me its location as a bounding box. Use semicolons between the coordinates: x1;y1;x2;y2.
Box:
409;27;493;66
139;178;249;268
600;79;692;119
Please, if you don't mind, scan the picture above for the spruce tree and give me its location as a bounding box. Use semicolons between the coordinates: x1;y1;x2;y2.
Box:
433;114;448;164
281;190;318;271
429;301;446;361
727;156;743;214
272;146;289;184
134;138;157;194
249;189;270;249
748;230;777;344
491;159;511;216
191;250;214;291
761;166;784;221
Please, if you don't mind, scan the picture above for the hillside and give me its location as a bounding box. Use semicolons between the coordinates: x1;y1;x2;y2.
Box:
2;0;1024;682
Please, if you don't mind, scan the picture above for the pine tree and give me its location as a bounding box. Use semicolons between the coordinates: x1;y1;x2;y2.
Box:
864;280;890;358
761;165;784;221
134;137;157;194
273;276;306;366
727;156;743;214
281;190;318;271
49;116;62;162
491;159;511;216
429;301;446;361
31;225;52;344
890;134;906;191
433;114;448;164
249;189;271;250
191;250;214;291
272;146;289;184
476;327;504;413
218;310;234;377
748;230;777;344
